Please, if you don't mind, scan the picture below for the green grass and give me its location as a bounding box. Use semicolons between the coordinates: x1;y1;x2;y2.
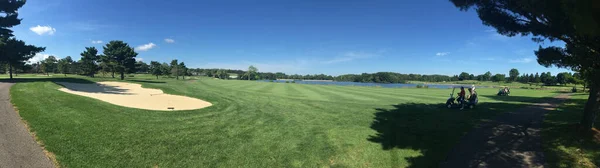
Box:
7;74;559;167
543;93;600;168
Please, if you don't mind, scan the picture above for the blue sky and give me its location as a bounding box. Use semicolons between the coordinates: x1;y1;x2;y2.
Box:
13;0;569;76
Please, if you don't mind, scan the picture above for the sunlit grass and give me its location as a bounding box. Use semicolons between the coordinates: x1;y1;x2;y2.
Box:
8;74;558;167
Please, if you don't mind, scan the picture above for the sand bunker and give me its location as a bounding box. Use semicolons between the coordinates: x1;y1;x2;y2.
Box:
56;81;212;111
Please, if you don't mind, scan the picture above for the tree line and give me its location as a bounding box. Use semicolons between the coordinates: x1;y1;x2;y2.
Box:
21;44;191;81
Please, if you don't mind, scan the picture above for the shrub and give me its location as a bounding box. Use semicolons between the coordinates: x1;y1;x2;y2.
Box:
128;74;135;77
270;80;274;82
285;81;290;83
291;81;296;83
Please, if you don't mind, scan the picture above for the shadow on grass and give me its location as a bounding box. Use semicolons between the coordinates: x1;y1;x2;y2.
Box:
126;79;166;84
367;96;569;168
481;94;561;104
543;94;600;167
0;77;95;84
0;77;136;95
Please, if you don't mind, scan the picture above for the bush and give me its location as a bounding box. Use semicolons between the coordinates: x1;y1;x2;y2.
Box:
128;74;135;77
285;81;290;83
416;84;428;88
270;80;274;82
291;81;296;83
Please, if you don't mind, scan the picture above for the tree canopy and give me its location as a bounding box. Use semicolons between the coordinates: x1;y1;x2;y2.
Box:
80;47;99;77
103;41;137;80
450;0;600;129
0;0;26;37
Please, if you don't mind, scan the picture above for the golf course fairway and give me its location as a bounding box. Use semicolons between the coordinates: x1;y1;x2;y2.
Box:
9;76;558;167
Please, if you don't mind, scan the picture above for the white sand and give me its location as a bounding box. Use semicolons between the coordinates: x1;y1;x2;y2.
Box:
56;81;212;111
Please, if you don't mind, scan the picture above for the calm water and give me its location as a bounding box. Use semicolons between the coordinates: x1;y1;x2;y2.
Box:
259;80;485;89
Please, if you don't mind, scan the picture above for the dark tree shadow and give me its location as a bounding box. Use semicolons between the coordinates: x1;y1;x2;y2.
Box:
367;97;569;168
543;95;600;167
126;79;166;84
0;77;133;95
481;95;565;104
0;77;95;84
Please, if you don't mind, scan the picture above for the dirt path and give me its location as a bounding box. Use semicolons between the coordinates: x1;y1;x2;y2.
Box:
0;82;53;168
441;94;570;168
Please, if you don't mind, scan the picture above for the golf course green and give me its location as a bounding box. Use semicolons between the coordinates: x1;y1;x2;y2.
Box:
7;75;559;167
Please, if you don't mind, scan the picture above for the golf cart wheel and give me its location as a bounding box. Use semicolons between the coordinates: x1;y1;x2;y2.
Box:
447;104;452;108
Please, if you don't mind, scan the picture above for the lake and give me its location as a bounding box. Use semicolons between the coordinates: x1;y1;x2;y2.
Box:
259;80;485;89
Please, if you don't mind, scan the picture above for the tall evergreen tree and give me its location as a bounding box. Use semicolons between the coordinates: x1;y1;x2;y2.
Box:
170;59;179;79
80;47;99;77
103;41;137;80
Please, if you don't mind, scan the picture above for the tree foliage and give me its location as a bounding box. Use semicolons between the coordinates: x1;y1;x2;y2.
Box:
509;68;519;82
79;47;99;77
57;56;73;76
0;38;45;79
0;0;26;37
103;41;137;80
149;61;162;79
450;0;600;129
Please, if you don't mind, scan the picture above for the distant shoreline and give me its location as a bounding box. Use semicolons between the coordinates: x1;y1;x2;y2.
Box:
275;79;334;82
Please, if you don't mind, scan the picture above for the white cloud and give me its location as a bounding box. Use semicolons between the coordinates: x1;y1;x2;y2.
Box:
436;52;450;56
91;40;103;44
321;51;377;64
28;53;58;63
509;57;535;63
164;38;175;43
135;57;143;62
135;43;156;51
29;25;56;35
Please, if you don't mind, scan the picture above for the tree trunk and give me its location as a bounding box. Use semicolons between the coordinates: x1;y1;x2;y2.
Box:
156;75;159;79
120;71;124;80
581;86;600;129
111;71;115;78
8;64;13;80
183;75;185;80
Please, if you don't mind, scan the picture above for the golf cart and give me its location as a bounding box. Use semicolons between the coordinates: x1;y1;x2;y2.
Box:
497;86;510;96
446;86;479;109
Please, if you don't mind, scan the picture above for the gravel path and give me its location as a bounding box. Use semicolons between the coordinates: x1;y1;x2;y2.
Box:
0;82;53;168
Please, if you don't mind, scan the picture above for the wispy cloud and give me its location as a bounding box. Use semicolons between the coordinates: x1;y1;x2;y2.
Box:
135;57;143;62
29;25;56;35
28;53;57;63
91;40;103;44
135;43;156;51
321;51;377;64
480;57;496;61
509;57;535;63
436;52;450;56
164;38;175;43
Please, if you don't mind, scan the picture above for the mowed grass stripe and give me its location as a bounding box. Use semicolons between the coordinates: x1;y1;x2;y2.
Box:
283;83;306;98
300;84;379;102
330;85;448;100
255;82;278;94
318;85;423;103
287;84;329;101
